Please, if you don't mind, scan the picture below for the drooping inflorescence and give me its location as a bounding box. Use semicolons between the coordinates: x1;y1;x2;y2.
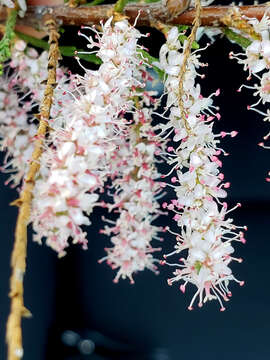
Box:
0;40;70;187
0;1;250;319
157;26;245;311
31;17;152;257
99;97;166;284
230;11;270;180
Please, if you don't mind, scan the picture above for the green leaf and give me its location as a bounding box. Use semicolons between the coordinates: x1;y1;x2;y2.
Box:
84;0;106;6
15;31;49;51
178;33;200;49
223;27;251;49
191;40;200;50
137;49;165;80
0;9;17;74
144;0;160;3
178;25;189;32
15;31;102;65
61;46;102;64
114;0;128;13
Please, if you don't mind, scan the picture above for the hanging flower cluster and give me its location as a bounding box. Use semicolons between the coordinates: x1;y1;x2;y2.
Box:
0;2;249;313
157;27;245;310
230;13;270;175
99;102;165;284
31;17;150;257
0;40;69;187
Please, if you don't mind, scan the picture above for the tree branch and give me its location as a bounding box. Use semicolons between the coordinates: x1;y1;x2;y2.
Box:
0;4;268;29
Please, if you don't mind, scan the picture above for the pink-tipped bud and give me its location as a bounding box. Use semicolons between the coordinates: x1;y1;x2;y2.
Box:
240;237;246;244
171;177;177;183
221;131;227;138
180;285;186;293
219;173;224;180
231;131;238;137
188;306;193;311
240;281;245;286
216;113;221;120
224;182;231;188
258;142;264;147
162;202;168;209
220;307;226;312
167;146;174;152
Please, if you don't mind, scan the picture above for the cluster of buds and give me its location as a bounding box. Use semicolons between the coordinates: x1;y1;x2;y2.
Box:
157;27;245;310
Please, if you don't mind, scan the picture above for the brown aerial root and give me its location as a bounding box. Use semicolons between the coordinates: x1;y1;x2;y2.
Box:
6;16;60;360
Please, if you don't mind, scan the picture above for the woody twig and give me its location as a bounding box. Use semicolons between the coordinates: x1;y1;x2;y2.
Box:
0;4;268;29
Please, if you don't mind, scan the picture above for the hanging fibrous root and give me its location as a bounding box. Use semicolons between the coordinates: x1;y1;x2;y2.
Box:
6;15;60;360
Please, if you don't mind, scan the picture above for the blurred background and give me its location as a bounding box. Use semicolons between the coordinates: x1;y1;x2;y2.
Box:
1;0;270;359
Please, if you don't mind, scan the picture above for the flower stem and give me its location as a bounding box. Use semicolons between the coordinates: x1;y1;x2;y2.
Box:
6;16;60;360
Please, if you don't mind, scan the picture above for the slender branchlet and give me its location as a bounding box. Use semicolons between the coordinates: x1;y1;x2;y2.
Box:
6;16;60;360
